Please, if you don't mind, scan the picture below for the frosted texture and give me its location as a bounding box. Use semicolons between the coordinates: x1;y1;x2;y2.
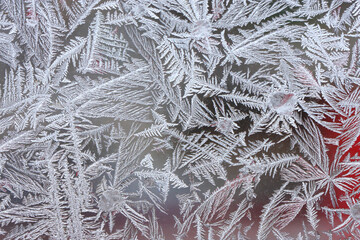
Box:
0;0;360;239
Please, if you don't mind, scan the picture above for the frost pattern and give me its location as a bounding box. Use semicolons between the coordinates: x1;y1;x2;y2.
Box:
0;0;360;239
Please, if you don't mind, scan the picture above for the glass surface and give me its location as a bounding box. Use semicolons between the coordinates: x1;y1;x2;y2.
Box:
0;0;359;239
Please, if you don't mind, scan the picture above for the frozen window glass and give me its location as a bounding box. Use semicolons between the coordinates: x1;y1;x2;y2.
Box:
0;0;359;239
